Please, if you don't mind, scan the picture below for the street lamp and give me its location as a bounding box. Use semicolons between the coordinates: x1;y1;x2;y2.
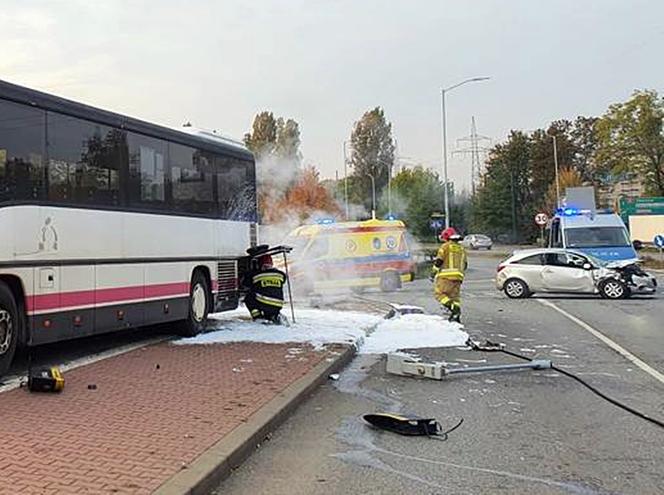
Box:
552;134;561;208
440;77;490;228
342;141;350;220
367;172;376;219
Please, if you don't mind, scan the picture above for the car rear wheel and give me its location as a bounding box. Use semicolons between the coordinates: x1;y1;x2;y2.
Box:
504;278;529;299
599;279;629;300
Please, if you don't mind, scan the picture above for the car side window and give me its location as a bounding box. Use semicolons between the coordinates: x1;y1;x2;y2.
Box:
545;253;568;266
515;254;544;265
565;253;587;268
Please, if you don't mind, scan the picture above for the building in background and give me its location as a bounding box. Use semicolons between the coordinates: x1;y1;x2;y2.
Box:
597;174;645;210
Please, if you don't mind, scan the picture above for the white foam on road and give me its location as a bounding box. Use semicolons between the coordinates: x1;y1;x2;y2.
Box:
175;307;468;355
361;313;468;354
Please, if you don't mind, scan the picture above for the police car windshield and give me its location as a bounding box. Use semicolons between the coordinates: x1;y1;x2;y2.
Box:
565;227;630;248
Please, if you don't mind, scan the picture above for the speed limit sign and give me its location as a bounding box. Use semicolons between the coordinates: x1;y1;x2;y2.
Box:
535;213;548;226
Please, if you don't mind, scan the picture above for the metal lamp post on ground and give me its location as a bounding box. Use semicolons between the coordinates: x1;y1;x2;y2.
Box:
440;77;490;228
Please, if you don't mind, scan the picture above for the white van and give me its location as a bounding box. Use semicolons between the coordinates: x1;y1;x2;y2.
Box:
548;209;638;262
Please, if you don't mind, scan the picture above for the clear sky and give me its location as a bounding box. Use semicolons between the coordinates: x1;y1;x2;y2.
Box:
2;0;663;190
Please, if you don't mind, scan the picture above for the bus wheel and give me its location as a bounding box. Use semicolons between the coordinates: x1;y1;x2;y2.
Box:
380;271;401;292
182;271;210;337
0;282;19;377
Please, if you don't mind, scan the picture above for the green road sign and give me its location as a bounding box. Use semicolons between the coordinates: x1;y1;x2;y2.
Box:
619;197;664;216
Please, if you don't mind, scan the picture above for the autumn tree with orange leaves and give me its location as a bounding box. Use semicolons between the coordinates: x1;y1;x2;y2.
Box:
262;166;340;224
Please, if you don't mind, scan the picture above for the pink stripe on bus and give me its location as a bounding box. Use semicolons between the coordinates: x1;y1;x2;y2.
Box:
26;281;192;312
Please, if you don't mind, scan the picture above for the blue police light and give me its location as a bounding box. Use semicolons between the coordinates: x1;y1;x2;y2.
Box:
316;217;336;225
556;207;580;216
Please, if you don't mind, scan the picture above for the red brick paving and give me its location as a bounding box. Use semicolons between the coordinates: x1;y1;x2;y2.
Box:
0;342;332;494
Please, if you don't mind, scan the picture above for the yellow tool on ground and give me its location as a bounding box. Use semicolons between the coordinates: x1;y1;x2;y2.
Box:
28;367;65;393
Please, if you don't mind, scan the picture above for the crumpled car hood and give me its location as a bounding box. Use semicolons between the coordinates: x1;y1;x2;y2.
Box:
605;259;640;269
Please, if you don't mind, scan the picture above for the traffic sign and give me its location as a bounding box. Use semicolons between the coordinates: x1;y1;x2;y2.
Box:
535;213;548;226
655;234;664;248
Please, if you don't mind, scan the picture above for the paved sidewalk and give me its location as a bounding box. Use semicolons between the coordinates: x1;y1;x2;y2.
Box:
0;340;349;494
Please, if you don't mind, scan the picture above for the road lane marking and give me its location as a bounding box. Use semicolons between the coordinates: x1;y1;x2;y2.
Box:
537;299;664;385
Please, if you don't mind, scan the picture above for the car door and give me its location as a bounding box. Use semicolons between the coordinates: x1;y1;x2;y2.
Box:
541;253;595;292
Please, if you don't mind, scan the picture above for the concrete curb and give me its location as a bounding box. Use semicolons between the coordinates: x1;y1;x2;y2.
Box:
153;344;356;495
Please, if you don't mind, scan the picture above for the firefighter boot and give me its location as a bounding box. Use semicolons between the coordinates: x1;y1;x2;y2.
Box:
448;303;461;323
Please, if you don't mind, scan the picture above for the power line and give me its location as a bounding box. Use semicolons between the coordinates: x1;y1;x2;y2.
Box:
453;117;491;196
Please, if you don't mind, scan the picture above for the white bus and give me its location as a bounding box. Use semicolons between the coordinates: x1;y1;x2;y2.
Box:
0;80;257;375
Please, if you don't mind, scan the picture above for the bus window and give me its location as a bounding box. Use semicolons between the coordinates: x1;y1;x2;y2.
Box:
0;100;45;203
47;113;125;206
216;156;251;220
128;133;167;210
169;143;214;214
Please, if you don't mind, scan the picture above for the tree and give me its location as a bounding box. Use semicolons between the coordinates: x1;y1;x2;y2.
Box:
245;112;303;221
348;107;395;212
264;166;341;223
569;116;600;182
244;111;277;160
472;131;533;242
595;90;664;195
275;118;302;166
543;167;583;213
390;166;444;238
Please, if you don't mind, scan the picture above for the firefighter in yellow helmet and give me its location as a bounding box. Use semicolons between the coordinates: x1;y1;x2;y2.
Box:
432;227;467;322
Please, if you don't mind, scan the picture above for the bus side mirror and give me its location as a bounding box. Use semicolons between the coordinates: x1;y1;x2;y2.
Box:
632;240;643;251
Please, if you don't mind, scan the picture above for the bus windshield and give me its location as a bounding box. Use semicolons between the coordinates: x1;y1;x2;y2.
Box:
565;227;630;248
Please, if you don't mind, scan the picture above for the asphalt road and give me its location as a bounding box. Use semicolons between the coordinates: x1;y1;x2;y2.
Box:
214;253;664;495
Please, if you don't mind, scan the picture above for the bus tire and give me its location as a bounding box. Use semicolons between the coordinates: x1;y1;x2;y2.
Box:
380;271;401;292
182;271;210;337
0;282;19;377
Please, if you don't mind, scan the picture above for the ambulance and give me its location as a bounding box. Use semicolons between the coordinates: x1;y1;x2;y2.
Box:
284;218;415;293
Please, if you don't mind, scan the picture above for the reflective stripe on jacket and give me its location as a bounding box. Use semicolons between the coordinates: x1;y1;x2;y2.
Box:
434;241;467;281
244;268;287;309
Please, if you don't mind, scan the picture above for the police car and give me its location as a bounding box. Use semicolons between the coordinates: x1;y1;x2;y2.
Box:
547;208;639;262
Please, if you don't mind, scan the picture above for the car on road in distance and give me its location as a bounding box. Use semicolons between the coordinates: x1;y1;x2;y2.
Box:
461;234;493;250
496;248;657;299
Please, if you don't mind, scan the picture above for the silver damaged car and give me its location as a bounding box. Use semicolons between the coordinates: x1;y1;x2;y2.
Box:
496;248;657;299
